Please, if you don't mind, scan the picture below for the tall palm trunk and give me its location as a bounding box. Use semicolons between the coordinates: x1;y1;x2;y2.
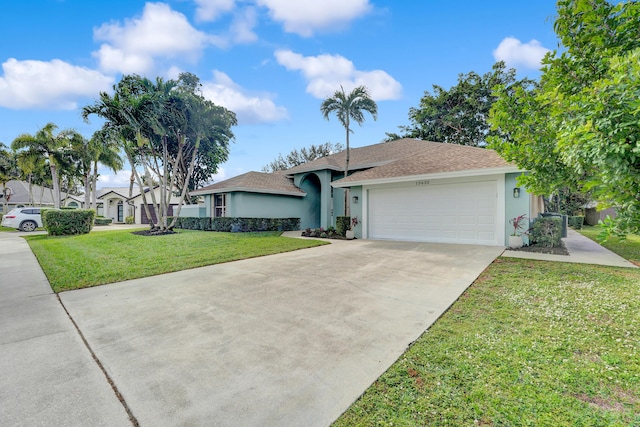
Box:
344;116;350;217
91;161;99;211
49;159;60;209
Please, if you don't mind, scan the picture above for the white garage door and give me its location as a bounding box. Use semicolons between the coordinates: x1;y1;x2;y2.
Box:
368;180;498;245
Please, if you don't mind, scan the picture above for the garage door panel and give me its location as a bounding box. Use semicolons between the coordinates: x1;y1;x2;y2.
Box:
368;181;498;245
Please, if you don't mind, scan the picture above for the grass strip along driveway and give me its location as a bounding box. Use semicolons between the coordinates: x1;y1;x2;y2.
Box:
335;259;640;425
26;229;326;292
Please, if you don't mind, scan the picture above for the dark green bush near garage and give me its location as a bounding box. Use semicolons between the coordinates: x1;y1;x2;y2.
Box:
43;209;96;236
174;217;300;232
530;217;563;248
336;216;351;237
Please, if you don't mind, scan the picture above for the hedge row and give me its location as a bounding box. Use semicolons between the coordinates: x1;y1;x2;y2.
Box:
43;209;96;236
174;217;300;232
94;217;113;225
568;215;585;229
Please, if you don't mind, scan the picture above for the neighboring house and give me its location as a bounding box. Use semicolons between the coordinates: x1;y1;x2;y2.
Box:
192;138;539;246
92;186;183;224
1;179;56;213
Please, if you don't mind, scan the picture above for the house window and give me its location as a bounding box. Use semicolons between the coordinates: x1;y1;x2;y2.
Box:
214;194;226;217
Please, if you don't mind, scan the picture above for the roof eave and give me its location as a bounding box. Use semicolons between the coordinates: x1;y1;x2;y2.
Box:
284;160;395;177
191;186;306;197
331;166;524;188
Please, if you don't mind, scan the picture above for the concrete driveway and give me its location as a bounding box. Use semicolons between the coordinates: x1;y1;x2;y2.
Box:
59;239;502;426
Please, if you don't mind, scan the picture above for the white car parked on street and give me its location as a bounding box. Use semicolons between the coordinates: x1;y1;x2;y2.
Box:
1;208;43;231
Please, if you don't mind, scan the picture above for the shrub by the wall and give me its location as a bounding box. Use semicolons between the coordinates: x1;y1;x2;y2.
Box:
44;209;96;236
336;216;350;237
174;217;300;232
94;217;113;226
568;215;584;230
125;216;135;224
175;217;212;231
530;217;562;247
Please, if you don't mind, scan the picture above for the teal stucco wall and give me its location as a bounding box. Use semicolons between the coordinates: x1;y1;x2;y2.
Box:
226;192;304;219
504;173;531;244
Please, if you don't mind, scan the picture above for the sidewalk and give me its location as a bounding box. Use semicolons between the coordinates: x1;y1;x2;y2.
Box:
502;228;637;268
0;232;131;426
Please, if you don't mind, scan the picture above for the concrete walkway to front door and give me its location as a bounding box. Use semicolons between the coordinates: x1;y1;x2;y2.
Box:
58;239;503;427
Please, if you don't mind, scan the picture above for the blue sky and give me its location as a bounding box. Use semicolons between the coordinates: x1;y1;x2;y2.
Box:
0;0;559;188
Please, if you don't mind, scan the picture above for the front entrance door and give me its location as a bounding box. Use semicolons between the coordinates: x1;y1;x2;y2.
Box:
117;202;124;222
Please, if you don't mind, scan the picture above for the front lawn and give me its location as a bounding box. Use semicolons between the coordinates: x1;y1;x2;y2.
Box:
335;258;640;426
579;225;640;266
26;229;326;292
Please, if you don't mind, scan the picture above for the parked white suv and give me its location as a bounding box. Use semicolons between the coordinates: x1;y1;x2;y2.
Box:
1;208;43;231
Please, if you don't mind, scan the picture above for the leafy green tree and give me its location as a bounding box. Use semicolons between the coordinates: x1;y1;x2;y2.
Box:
262;142;344;172
389;62;525;146
11;123;79;209
489;0;640;236
83;73;236;231
14;150;49;206
321;86;377;216
71;130;124;210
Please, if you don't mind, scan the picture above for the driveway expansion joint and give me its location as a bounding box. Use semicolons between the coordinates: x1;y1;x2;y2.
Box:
56;294;140;427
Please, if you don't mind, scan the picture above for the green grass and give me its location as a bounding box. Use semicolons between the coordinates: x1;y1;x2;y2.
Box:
579;225;640;266
334;258;640;426
26;229;326;292
0;225;14;232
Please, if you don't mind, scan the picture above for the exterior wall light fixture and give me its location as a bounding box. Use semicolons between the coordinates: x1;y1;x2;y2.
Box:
513;187;520;198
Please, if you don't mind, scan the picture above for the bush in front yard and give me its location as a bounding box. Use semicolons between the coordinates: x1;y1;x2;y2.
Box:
568;215;585;229
530;217;562;247
336;216;350;236
94;216;113;226
44;209;96;236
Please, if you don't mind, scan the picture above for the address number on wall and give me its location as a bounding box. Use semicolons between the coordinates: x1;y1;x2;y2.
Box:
415;180;430;185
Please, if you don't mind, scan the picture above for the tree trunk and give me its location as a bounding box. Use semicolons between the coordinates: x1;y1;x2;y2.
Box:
91;161;99;211
84;172;91;209
50;160;60;209
28;175;34;206
168;137;200;230
128;169;135;216
344;116;350;217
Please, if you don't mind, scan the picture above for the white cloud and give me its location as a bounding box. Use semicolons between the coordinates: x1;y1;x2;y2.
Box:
194;0;236;21
274;50;402;100
255;0;371;36
97;170;134;188
230;7;258;44
493;37;550;69
0;58;113;110
93;2;223;74
200;70;288;124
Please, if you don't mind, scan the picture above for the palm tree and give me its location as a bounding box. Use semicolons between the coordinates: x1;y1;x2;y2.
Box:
15;151;48;206
320;85;377;216
0;143;18;213
11;123;76;209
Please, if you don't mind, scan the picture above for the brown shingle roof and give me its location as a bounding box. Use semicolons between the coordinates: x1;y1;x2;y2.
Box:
333;139;516;186
283;138;431;175
191;172;305;197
